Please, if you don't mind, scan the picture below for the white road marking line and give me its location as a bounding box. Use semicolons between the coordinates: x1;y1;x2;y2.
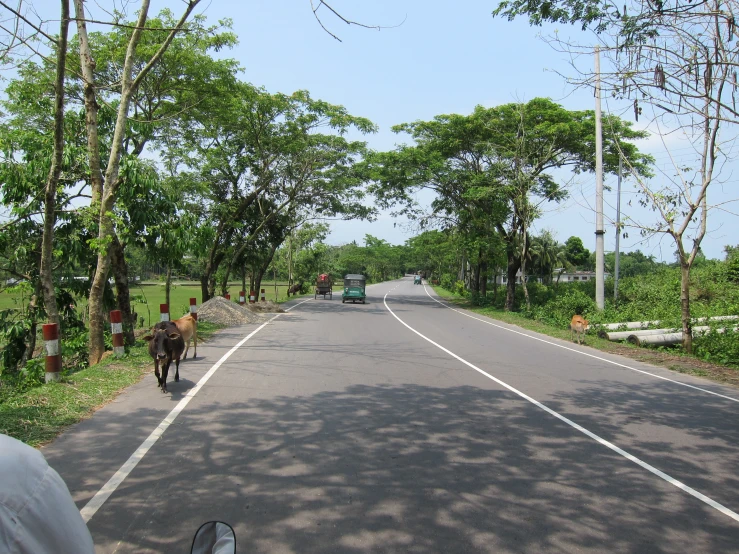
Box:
383;291;739;523
419;284;739;404
80;298;312;523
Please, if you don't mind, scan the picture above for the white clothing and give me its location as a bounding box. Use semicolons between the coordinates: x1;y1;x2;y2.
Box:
0;434;95;554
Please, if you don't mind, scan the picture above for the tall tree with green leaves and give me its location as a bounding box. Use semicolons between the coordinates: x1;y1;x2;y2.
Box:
493;0;736;349
370;98;651;310
172;83;376;301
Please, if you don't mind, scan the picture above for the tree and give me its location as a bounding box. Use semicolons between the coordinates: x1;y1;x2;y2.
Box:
529;231;567;284
172;83;376;301
564;236;591;269
370;98;650;310
493;0;736;351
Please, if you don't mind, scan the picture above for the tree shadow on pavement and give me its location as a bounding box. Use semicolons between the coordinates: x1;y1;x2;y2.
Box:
81;383;739;553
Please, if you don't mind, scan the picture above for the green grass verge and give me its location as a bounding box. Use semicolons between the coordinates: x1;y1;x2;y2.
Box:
0;280;302;322
0;321;224;447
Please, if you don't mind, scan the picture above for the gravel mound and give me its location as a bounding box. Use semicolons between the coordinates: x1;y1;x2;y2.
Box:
197;296;267;326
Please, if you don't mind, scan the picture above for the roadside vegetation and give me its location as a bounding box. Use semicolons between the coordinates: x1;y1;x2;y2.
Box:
0;321;223;446
420;239;739;374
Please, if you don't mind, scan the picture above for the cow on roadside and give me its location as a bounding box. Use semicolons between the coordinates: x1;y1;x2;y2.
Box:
143;321;185;393
570;314;589;345
173;313;197;360
287;282;303;297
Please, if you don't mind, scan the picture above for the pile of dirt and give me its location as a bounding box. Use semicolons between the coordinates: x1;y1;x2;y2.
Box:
197;296;267;326
246;300;285;313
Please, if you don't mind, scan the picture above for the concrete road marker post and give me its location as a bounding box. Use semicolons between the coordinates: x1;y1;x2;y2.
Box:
189;298;198;321
160;304;169;322
110;310;125;357
43;323;61;383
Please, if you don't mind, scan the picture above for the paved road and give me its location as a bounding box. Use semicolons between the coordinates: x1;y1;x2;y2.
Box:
43;277;739;553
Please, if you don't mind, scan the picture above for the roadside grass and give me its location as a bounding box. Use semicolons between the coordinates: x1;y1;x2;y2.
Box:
431;286;739;387
0;321;225;447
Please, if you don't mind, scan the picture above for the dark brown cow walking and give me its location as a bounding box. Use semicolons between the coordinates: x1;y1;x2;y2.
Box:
143;321;185;393
287;282;303;297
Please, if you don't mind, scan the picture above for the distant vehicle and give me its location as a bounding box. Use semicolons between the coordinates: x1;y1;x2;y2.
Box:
414;275;422;285
315;273;333;299
342;274;366;304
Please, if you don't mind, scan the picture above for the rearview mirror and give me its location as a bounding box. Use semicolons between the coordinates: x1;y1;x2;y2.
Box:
191;521;235;554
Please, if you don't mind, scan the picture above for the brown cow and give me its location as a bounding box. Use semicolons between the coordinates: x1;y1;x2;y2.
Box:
570;315;589;345
173;313;197;359
143;321;185;393
287;281;303;297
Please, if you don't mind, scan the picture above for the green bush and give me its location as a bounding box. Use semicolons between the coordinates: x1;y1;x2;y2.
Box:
695;328;739;367
530;289;596;328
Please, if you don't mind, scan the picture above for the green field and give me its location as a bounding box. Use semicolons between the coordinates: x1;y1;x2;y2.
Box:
0;280;328;326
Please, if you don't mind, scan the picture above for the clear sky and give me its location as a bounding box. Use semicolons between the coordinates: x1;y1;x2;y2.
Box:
19;0;739;260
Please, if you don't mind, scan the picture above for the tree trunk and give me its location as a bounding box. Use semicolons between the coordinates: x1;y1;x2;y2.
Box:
165;264;172;309
39;0;70;329
200;274;210;304
201;249;226;301
73;0;105;205
480;260;488;298
520;232;531;312
255;243;279;294
219;260;232;297
110;234;136;346
19;282;41;370
680;260;693;354
521;256;531;311
505;255;520;312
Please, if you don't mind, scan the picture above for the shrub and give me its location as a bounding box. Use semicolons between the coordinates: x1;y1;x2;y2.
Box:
695;328;739;368
530;289;596;328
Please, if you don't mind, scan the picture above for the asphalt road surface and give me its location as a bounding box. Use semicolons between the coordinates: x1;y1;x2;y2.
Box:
43;277;739;553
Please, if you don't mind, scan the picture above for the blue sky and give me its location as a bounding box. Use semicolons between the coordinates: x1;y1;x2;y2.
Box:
21;0;739;260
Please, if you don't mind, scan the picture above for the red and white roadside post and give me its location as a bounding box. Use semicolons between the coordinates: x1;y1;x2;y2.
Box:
239;291;246;306
225;293;231;301
160;303;169;322
260;288;266;302
110;310;125;357
43;323;61;383
189;298;198;321
249;290;256;303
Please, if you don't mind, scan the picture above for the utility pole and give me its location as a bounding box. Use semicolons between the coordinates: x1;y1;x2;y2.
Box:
595;45;605;310
614;156;622;301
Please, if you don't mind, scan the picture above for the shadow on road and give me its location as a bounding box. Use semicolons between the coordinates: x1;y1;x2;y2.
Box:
83;382;738;553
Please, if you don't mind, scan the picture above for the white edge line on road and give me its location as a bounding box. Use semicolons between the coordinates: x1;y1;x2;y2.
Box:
383;291;739;523
80;298;312;523
421;284;739;405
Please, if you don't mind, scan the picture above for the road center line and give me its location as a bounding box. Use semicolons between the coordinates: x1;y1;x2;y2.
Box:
80;298;311;523
421;284;739;404
383;291;739;523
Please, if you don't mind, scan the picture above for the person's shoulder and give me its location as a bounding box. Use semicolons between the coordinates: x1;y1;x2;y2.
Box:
0;434;49;512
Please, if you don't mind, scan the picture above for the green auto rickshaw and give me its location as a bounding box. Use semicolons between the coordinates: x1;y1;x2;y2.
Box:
342;274;366;304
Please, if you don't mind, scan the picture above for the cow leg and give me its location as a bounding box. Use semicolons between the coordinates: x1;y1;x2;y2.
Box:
154;359;163;389
161;359;170;393
174;357;181;382
193;332;197;359
182;340;189;360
